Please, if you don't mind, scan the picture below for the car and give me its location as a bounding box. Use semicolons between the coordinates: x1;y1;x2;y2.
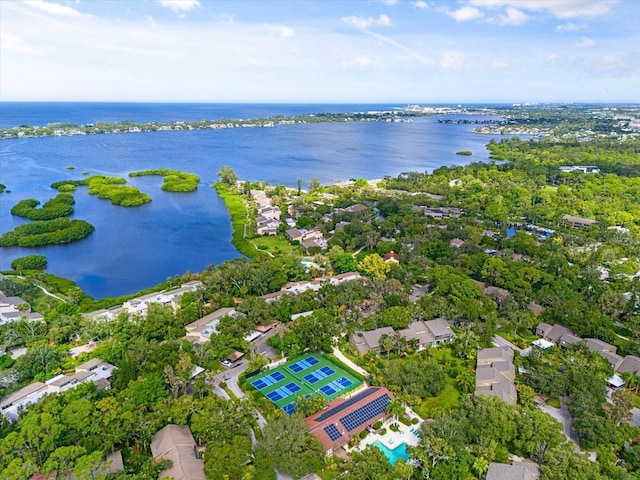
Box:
220;359;233;367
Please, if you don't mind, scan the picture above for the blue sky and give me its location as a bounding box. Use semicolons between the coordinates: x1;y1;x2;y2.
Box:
1;0;638;103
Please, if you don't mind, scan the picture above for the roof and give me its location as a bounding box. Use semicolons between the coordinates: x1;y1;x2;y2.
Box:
562;214;597;226
477;347;514;365
353;327;395;351
305;387;394;451
0;382;47;409
527;302;545;316
607;375;625;388
584;338;616;354
616;355;640;375
542;324;574;343
532;339;554;350
150;425;205;480
486;462;540;480
75;357;104;371
185;307;235;331
424;318;454;339
559;333;582;347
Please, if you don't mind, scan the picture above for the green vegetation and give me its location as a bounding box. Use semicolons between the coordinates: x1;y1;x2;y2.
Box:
10;255;48;271
214;182;263;258
0;183;6;193
456;150;472;155
0;218;95;247
52;175;151;206
129;169;200;192
10;193;75;220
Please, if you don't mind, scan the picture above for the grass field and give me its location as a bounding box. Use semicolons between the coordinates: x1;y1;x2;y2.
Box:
250;353;362;414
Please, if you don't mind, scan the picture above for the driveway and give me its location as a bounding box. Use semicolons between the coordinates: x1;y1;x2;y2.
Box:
631;407;640;428
212;359;249;399
539;398;579;452
251;328;280;359
493;334;531;356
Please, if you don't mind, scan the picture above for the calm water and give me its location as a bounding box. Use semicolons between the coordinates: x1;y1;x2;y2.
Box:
0;103;507;298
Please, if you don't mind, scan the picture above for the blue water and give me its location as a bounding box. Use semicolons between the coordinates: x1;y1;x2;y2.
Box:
372;441;409;465
0;103;510;299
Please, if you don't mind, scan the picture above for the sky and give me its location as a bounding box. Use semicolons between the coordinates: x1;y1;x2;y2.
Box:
1;0;639;103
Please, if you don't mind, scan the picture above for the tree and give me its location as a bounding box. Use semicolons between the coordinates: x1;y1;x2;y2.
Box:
386;399;405;423
333;253;358;274
217;166;238;186
259;413;324;478
358;254;391;280
204;435;254;480
308;178;321;192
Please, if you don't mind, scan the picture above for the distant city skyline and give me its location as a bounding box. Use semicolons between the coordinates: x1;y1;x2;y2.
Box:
1;0;638;103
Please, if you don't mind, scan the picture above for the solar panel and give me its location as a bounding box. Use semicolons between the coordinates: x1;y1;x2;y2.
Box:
340;394;390;432
320;366;335;376
285;382;301;393
306;356;319;365
320;385;336;396
271;371;285;381
289;363;303;373
267;391;283;402
324;424;342;441
316;388;380;422
252;379;267;390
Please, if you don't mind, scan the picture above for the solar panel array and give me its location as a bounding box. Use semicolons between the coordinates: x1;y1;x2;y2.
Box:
316;387;379;422
340;394;391;432
324;424;342;442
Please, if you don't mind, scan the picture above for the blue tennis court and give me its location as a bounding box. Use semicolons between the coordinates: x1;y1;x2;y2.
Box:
303;366;336;384
288;355;320;373
319;377;353;396
283;403;296;415
251;371;286;390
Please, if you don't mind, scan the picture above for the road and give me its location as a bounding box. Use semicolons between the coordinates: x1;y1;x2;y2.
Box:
539;398;580;452
212;359;249;399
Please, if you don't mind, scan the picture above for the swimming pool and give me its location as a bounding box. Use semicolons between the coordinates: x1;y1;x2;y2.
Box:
372;441;409;465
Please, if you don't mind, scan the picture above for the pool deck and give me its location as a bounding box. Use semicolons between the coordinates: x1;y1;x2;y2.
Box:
352;409;422;454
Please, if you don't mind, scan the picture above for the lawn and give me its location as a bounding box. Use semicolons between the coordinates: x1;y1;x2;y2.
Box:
251;234;301;256
415;382;460;418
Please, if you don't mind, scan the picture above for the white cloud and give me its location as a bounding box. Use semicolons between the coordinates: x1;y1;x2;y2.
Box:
556;22;587;33
470;0;617;19
22;0;82;17
0;31;35;52
574;37;595;48
342;14;392;30
379;0;399;5
492;59;508;68
157;0;200;13
412;1;429;9
450;6;484;21
440;50;466;69
271;25;295;38
491;7;528;25
546;53;560;62
342;56;373;67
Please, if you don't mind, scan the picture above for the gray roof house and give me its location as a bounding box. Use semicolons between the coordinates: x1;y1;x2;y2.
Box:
350;327;395;355
617;355;640;375
151;424;205;480
486;461;540;480
475;347;517;405
536;323;574;344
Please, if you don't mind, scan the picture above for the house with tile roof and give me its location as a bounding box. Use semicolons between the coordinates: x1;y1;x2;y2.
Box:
151;424;205;480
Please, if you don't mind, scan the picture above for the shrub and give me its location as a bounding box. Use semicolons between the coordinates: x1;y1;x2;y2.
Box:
389;423;399;432
399;416;412;426
0;218;95;247
411;417;419;425
359;430;369;439
379;428;387;436
373;420;383;430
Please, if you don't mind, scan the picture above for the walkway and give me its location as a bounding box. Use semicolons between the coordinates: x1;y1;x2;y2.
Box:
332;346;369;377
493;334;531;356
539;398;580;452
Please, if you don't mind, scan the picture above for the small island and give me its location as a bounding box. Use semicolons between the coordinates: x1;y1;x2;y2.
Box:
0;218;95;247
10;193;75;220
52;175;151;207
129;169;200;192
456;150;472;156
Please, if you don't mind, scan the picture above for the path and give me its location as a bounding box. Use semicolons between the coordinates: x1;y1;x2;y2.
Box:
332;345;369;377
212;359;249;399
3;274;68;303
243;199;274;258
493;334;531;356
539;398;580;452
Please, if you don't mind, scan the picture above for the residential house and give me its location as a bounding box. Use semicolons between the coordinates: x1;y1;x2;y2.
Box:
486;461;540;480
350;327;395;355
305;387;394;455
150;424;205;480
536;323;575;344
475;347;517;405
0;382;48;421
558;165;600;174
383;251;399;263
527;302;546;316
184;307;237;343
0;293;44;326
422;207;462;219
449;238;465;248
617;355;640;375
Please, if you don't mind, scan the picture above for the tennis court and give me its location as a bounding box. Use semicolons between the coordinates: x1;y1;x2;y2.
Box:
249;353;362;415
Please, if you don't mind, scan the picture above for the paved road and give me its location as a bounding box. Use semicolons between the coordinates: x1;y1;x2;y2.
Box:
251;328;280;359
212;359;249;399
539;398;580;452
332;346;369;376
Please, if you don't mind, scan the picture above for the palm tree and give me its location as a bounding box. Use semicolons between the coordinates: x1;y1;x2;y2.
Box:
386;399;405;423
380;334;394;361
